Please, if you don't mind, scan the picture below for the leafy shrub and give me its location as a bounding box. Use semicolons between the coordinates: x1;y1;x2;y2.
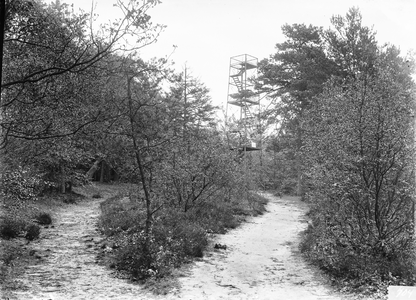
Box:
301;53;416;292
110;232;171;279
0;217;26;239
115;235;147;278
25;224;41;241
175;223;207;258
34;212;52;225
300;212;416;289
0;216;42;241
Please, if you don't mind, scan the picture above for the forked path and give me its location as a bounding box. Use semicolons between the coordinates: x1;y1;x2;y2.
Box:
8;189;358;300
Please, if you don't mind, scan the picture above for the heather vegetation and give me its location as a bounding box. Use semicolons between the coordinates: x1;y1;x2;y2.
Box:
98;190;267;280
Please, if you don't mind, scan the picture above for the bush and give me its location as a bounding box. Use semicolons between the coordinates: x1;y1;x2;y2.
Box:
0;217;26;239
111;210;208;279
98;195;145;236
247;192;268;216
188;192;268;233
155;210;208;258
99;191;268;281
0;216;41;241
25;224;41;241
34;212;52;225
189;202;238;234
176;223;207;258
300;216;416;289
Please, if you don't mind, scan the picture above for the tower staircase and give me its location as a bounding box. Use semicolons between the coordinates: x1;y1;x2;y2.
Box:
226;54;260;151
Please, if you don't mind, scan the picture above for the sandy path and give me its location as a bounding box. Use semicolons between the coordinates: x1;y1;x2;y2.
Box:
8;186;153;300
163;193;352;300
7;190;357;300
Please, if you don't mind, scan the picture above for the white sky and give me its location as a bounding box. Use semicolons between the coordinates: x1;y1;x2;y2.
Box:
67;0;416;109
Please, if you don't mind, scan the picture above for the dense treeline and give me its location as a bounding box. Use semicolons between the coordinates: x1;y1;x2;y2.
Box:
257;7;415;293
0;0;230;202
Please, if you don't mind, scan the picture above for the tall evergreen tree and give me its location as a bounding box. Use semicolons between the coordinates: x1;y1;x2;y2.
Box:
257;23;337;195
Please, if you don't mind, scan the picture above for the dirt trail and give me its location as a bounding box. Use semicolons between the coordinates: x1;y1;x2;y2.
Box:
163;193;353;300
7;189;358;300
8;186;153;300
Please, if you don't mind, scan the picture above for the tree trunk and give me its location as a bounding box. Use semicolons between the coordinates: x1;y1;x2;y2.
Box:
273;147;278;190
60;165;66;194
99;161;105;183
128;75;152;269
85;158;102;180
296;164;303;197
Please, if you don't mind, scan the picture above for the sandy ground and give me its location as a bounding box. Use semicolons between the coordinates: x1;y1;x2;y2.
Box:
162;193;352;300
5;189;360;300
6;185;153;300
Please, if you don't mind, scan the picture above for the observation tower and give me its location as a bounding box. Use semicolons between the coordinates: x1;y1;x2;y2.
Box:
226;54;261;152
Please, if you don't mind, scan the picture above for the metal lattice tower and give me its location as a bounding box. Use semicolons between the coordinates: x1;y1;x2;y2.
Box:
226;54;261;152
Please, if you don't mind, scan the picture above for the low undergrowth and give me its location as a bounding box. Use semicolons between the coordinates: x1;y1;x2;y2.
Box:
98;190;268;286
300;215;416;299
